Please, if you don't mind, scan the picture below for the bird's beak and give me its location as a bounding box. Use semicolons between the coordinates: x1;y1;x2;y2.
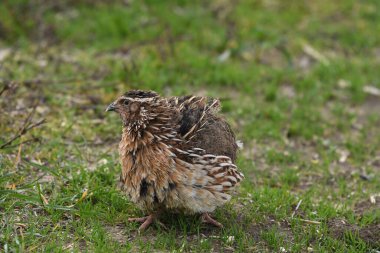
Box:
106;102;117;112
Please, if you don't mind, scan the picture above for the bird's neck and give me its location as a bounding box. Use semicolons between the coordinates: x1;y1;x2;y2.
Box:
120;127;155;152
120;107;180;152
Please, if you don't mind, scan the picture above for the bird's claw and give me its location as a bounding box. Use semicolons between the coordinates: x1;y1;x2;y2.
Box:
201;213;224;228
128;214;167;232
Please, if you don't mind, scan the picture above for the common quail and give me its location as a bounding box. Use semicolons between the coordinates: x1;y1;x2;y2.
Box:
106;90;243;231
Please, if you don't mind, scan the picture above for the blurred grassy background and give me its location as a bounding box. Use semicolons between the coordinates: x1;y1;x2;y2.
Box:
1;0;379;252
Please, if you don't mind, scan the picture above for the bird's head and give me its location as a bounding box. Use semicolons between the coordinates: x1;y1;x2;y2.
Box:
106;90;159;130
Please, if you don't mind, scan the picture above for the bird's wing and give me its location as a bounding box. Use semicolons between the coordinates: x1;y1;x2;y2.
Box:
169;95;221;141
168;95;238;162
170;151;244;212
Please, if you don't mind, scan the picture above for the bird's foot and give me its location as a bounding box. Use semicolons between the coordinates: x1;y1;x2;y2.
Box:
128;214;167;232
128;215;154;231
201;213;224;228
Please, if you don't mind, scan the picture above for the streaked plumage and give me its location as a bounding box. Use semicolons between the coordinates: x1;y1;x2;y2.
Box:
106;90;243;230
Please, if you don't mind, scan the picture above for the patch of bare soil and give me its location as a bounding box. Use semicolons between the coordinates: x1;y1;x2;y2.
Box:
327;162;359;182
354;196;380;216
279;83;296;99
291;139;368;192
297;173;324;191
187;234;231;253
242;138;328;191
328;218;380;247
258;48;289;69
359;223;380;248
247;221;294;252
105;223;132;245
357;94;380;123
106;217;232;252
245;215;294;245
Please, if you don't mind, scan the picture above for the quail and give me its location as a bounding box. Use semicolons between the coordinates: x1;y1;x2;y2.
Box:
106;90;244;231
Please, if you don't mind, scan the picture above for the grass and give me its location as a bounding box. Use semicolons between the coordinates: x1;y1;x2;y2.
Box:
1;0;380;252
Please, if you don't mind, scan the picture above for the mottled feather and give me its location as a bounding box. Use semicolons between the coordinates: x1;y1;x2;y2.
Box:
109;90;243;216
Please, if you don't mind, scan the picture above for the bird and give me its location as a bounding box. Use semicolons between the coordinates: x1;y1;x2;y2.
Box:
106;90;244;231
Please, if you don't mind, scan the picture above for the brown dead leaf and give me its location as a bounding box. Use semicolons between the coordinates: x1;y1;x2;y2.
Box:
5;183;16;190
78;189;88;202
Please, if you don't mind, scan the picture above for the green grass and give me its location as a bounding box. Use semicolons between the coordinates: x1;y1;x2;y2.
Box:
1;0;380;252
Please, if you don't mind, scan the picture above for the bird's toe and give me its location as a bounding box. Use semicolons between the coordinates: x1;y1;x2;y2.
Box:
201;213;224;228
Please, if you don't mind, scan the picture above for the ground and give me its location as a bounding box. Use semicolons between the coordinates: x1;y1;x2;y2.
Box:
0;0;380;252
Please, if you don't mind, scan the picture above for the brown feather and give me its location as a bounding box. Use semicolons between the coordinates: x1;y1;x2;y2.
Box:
109;90;243;214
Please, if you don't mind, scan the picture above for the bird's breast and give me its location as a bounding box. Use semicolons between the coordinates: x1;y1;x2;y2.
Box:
118;139;178;211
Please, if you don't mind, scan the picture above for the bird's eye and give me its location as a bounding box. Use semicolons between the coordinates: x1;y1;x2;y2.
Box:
123;100;129;106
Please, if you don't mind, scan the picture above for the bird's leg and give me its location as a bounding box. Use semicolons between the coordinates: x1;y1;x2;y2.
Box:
128;214;155;231
128;216;151;223
128;212;167;231
201;213;224;228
